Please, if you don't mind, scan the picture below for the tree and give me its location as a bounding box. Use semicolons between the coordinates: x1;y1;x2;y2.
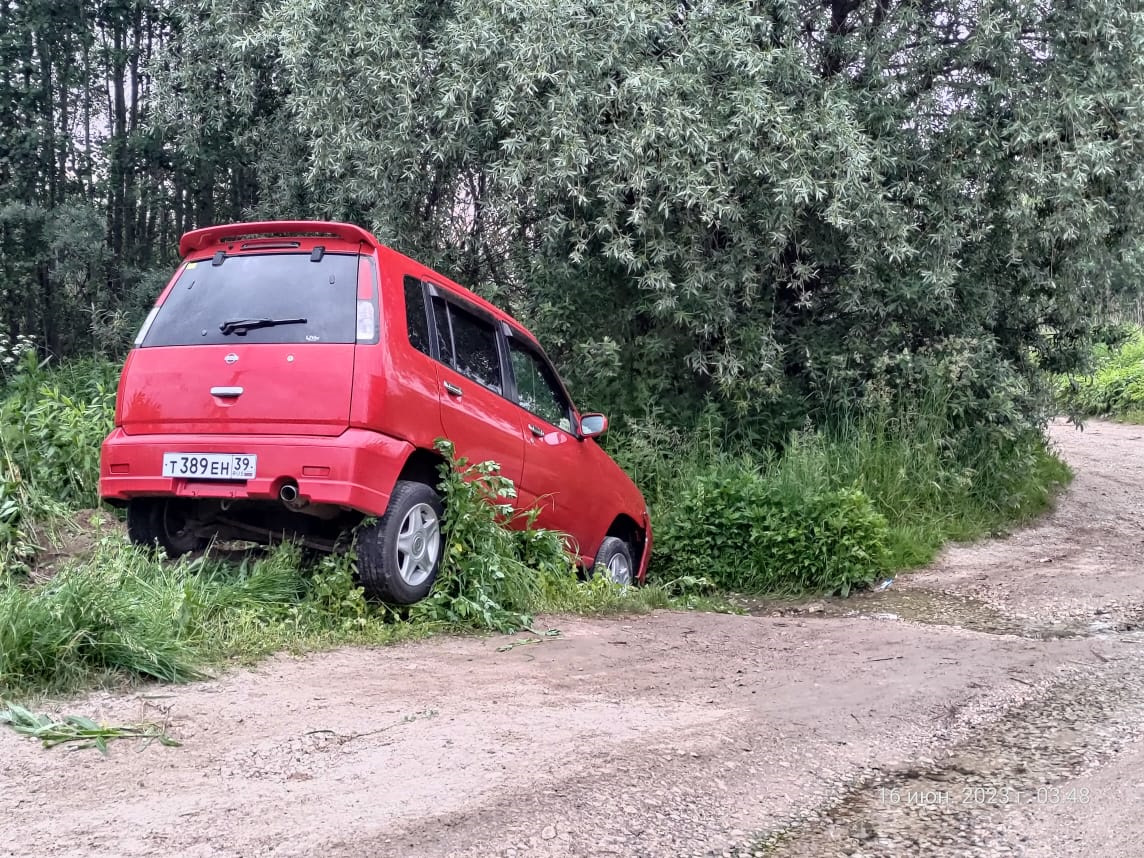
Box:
0;0;181;355
201;0;1140;437
8;0;1141;439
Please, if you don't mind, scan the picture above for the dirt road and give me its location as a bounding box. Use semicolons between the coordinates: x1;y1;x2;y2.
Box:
4;419;1144;858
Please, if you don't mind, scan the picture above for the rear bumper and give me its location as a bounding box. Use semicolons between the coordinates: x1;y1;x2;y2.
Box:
99;428;413;517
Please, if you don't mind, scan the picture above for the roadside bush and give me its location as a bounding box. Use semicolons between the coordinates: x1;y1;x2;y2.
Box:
656;465;890;596
1056;327;1144;420
624;399;1070;584
769;412;1070;569
0;352;117;506
407;440;581;632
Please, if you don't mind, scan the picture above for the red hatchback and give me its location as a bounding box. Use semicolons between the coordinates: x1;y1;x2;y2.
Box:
99;221;650;603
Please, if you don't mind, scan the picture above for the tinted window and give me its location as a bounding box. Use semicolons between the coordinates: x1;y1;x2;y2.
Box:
143;253;358;346
404;276;431;355
509;341;572;431
431;297;454;367
447;304;502;393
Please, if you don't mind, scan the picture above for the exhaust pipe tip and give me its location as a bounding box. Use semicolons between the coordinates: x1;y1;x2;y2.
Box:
279;483;299;504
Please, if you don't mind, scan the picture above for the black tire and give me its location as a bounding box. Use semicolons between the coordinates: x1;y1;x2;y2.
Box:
126;498;208;557
357;480;444;604
593;536;635;585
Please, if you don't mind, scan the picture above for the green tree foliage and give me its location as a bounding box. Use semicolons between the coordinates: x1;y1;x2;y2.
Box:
0;0;266;357
201;0;1142;438
1;0;1142;442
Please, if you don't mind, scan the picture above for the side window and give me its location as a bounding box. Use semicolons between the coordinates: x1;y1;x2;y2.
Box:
435;299;502;393
404;276;431;356
509;340;572;432
431;297;454;367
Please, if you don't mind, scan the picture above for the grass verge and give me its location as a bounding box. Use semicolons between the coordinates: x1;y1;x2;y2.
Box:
618;403;1071;591
0;449;718;701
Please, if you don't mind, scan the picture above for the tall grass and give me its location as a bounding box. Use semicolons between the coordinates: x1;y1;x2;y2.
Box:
0;435;678;699
0;353;118;507
767;410;1070;569
617;400;1071;591
0;537;306;697
0;354;116;575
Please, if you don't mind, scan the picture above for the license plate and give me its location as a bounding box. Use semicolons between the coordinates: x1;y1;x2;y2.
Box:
162;453;257;481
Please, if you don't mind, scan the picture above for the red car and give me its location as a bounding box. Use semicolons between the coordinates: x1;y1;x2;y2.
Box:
99;221;650;603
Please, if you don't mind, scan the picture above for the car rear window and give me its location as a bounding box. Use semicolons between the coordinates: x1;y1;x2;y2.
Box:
142;252;359;347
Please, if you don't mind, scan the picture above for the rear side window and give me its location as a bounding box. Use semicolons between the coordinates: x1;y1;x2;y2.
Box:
432;298;502;393
431;299;454;366
404;276;431;356
142;253;358;346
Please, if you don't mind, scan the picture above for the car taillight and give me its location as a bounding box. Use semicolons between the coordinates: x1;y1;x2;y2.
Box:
356;299;377;342
133;307;159;347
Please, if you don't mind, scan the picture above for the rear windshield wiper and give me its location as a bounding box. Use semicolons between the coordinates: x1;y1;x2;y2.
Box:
219;317;307;336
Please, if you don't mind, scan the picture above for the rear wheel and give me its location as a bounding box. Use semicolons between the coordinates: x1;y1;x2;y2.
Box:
594;536;634;585
357;480;444;604
126;498;208;557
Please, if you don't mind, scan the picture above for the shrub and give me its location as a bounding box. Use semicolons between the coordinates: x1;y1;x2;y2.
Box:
1057;327;1144;419
770;411;1070;569
656;464;890;596
0;353;117;506
406;440;580;632
631;397;1070;585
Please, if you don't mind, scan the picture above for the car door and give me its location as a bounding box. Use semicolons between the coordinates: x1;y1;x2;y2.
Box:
506;333;606;556
424;285;526;487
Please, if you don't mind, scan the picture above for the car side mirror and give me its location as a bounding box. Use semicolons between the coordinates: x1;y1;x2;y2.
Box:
579;413;608;439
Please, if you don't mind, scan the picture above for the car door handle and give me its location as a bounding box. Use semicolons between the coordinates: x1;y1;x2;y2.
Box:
528;423;545;437
210;386;244;398
443;381;463;396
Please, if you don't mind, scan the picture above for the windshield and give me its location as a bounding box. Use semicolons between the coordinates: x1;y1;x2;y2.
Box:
142;252;359;347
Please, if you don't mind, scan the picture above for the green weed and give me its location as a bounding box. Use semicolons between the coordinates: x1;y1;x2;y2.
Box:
656;464;890;596
408;440;668;631
0;354;117;507
620;400;1070;587
1057;326;1144;422
0;702;179;753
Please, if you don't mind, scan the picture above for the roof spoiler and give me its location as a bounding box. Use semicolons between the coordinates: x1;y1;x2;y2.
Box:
178;221;379;258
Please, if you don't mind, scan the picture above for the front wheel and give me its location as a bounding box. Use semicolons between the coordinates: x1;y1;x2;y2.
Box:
593;536;634;586
357;480;444;604
126;498;208;557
